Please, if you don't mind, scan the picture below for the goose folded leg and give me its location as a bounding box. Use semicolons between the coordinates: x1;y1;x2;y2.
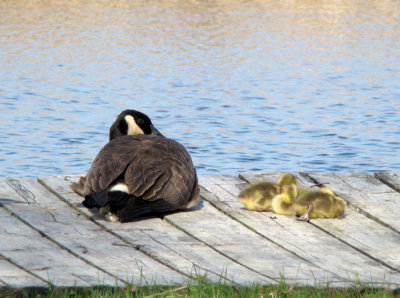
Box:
296;204;314;222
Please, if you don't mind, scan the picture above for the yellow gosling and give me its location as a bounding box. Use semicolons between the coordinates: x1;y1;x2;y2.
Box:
293;187;346;222
270;183;298;216
271;184;346;222
238;173;297;212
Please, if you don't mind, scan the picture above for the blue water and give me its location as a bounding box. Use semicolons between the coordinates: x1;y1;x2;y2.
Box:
1;0;399;177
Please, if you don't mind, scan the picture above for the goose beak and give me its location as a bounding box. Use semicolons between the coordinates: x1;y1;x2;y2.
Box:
151;125;164;137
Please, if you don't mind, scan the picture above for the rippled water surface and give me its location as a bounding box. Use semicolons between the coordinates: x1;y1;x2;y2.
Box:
1;0;399;177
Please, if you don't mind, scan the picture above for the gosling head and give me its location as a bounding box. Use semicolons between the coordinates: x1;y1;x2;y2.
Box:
277;173;297;187
109;109;163;141
282;183;298;202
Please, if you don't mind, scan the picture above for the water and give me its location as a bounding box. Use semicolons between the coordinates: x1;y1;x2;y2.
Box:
1;0;399;178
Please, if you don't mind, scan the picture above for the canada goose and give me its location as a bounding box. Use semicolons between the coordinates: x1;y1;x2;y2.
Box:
70;109;163;197
71;109;200;222
270;184;346;222
238;173;297;212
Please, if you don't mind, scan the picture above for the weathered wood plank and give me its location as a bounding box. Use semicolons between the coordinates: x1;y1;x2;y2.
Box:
200;174;400;287
4;171;399;288
0;258;48;287
0;207;117;287
302;172;400;232
165;199;346;287
375;172;400;193
240;171;400;273
40;176;272;285
173;176;352;282
0;177;185;286
238;171;291;185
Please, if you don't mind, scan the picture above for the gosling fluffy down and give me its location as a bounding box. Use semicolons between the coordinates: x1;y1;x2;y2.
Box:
271;184;346;221
237;173;297;212
238;172;346;221
71;109;199;222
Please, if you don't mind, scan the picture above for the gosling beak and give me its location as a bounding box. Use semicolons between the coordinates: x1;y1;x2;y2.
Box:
151;125;164;137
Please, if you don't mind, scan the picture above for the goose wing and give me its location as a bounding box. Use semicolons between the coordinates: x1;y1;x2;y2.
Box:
83;135;139;195
124;135;197;207
83;135;198;210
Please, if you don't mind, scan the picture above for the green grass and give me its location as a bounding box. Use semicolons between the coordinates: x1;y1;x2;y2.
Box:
1;277;398;298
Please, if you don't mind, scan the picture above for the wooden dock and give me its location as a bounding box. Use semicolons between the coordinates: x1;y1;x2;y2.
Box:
0;171;399;288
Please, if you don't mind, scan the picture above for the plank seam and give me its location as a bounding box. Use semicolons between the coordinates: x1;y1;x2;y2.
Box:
139;228;237;285
375;173;400;193
307;222;400;274
163;217;278;283
237;172;400;279
201;179;367;284
0;202;125;285
300;173;400;235
0;250;52;287
37;178;195;283
199;185;353;284
238;174;250;184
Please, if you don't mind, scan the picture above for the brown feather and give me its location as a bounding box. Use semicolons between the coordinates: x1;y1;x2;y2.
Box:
70;176;86;197
81;134;199;218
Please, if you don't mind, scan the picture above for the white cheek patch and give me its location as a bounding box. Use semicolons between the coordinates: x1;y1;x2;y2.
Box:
125;115;144;135
109;183;129;193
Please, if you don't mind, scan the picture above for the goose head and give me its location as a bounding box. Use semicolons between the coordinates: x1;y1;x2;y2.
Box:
109;109;163;141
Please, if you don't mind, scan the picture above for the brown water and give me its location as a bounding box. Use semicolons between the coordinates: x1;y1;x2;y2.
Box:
1;0;399;177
